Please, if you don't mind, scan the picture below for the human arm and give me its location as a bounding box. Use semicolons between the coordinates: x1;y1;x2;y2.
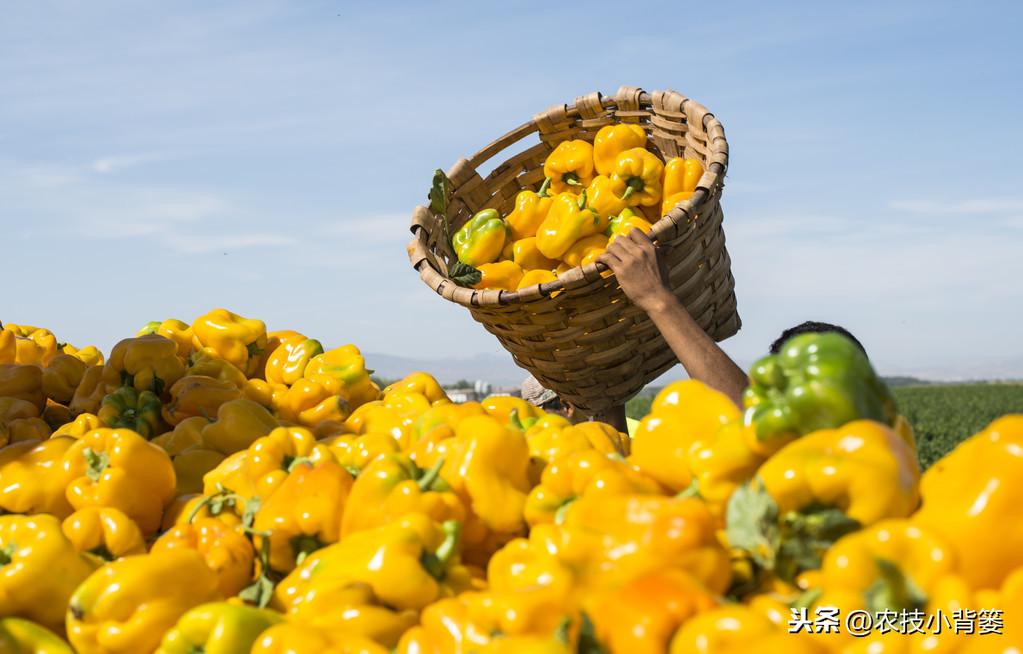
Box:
597;230;748;407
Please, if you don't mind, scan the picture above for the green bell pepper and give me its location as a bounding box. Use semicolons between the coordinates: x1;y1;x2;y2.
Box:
97;386;163;439
452;208;507;267
742;332;897;450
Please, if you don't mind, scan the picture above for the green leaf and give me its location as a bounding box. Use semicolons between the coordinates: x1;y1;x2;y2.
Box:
775;505;861;582
724;479;781;570
429;169;449;216
238;575;275;609
449;261;482;287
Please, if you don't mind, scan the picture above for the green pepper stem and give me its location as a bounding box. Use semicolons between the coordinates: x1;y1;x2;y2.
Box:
563;172;581;187
421;520;462;580
538;177;552;198
619;178;644;201
83;447;110;482
0;542;16;566
416;458;445;492
577;189;588;210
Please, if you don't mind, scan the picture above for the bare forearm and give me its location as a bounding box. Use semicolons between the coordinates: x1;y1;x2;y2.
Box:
643;288;748;406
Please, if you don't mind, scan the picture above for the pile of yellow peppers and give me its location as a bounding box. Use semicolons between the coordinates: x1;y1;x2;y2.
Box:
449;123;706;291
1;310;1022;653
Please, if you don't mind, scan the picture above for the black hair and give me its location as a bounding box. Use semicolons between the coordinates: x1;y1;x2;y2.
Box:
769;321;867;356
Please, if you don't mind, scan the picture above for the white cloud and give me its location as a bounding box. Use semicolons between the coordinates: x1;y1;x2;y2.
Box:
91;152;170;174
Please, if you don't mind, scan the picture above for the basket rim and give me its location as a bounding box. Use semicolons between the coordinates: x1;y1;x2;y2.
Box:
408;86;729;307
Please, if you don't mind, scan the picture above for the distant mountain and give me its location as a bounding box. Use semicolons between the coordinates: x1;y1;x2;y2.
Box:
882;376;932;387
365;352;530;388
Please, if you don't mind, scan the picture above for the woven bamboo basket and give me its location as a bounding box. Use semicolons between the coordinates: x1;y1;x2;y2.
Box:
407;86;740;416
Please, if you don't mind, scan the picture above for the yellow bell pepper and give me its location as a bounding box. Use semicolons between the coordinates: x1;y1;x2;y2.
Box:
275;377;347;428
253;460;355;573
409;402;486;462
0;330;14;365
69;366;105;417
341;453;466;537
511;237;559;271
252;623;390;654
556;494;732;594
586;569;718;654
41;400;72;432
417;415;531;535
0;397;49;445
609;147;665;207
62;428;177;536
668;604;827;654
727;420;920;582
0;514;96;634
0;617;73;653
913;414;1023;590
606;207;655;245
184;349;248;388
137;318;195;358
321;431;401;474
199;397;277;455
593;123;646;175
383;372;449;406
686;420;766;516
536;191;603;259
275;514;470;616
0;365;44;412
97;386;163;438
190;308;268;378
583;175;627;221
151;518;254;598
524;450;662;527
452;209;508;267
264;336;323;386
662;157;704;199
172;448;226;495
342;392;431;449
481;396;543;428
66;549;222;654
629;380;741;493
517;269;558;289
1;326;58;366
241;378;283;411
159;493;242;531
156;602;283;654
152;415;205;455
102;333;187;396
506;183;554;241
543;140;595;195
560;233;608;268
0;436;77;517
249;426;336;495
304;344;380;410
526;420;628;482
61;507;146;563
61;343;104;367
162;375;244;426
41;354;87;404
811;519;956;618
473;260;524;291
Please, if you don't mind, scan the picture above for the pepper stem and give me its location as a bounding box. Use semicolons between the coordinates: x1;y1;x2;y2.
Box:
577;189;588;210
563;172;581;187
416;458;445;492
538;177;552;198
421;520;462;580
290;534;324;567
0;542;16;566
619;177;644;201
83;447;110;482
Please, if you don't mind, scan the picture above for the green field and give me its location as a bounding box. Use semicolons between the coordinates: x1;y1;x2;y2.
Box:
625;383;1023;469
894;383;1023;468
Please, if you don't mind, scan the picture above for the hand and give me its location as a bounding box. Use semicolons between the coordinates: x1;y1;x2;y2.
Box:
597;229;672;313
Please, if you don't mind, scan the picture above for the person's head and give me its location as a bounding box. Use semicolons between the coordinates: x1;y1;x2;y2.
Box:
521;375;574;419
769;321;867;356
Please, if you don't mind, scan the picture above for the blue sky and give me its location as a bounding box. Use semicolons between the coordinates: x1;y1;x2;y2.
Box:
3;1;1022;381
